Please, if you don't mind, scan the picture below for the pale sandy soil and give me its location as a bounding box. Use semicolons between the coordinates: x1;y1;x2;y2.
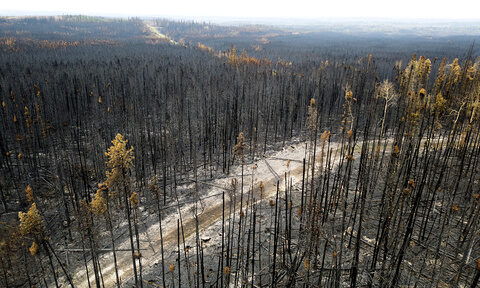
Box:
70;138;350;287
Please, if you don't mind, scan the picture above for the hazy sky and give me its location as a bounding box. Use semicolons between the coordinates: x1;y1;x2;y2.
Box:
2;0;480;19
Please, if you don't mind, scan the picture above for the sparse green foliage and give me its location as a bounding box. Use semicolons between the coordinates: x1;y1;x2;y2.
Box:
233;132;248;163
18;203;43;237
307;98;318;137
105;133;135;194
90;189;107;215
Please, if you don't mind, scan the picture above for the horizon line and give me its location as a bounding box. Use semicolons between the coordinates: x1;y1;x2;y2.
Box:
1;11;480;23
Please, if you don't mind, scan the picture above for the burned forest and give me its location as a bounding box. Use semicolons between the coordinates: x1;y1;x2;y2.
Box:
0;16;480;287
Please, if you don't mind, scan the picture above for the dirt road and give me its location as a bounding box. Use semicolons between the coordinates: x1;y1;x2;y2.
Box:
71;140;344;287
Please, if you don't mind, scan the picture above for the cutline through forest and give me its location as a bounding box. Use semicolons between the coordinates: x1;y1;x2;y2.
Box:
71;138;348;287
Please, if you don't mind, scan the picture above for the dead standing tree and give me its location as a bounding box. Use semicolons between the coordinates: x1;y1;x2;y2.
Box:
104;134;141;287
232;131;248;286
